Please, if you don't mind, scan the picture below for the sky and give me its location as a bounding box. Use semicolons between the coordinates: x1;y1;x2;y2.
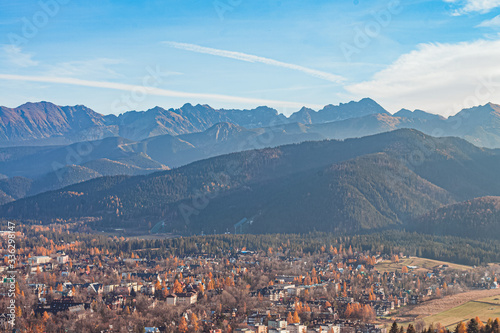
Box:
0;0;500;117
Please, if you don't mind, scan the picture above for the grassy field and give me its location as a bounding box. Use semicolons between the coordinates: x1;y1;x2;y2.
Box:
375;257;472;273
398;291;500;329
480;295;500;305
418;296;500;328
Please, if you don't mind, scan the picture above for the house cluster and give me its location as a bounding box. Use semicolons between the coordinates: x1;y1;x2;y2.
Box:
1;228;498;333
229;318;387;333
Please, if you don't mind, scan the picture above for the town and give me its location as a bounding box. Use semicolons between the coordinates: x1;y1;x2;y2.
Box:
1;222;500;332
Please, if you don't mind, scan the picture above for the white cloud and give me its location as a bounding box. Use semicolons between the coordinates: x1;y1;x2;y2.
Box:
1;45;38;67
346;39;500;116
163;41;345;83
444;0;500;15
478;14;500;27
0;73;323;110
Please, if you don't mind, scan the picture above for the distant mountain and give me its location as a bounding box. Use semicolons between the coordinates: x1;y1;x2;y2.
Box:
393;109;446;121
1;98;500;207
3;129;499;237
307;104;500;148
3;108;500;203
288;98;388;124
446;103;500;148
0;102;115;145
0;121;324;200
0;136;168;178
0;99;386;145
3;99;500;149
0;177;32;205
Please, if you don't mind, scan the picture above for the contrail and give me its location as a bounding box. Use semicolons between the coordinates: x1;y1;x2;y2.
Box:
164;41;345;83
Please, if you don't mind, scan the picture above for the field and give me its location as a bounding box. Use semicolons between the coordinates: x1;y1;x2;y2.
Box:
375;257;472;273
417;295;500;328
399;289;500;329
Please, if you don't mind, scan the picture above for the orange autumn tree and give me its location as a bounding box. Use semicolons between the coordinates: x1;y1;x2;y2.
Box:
173;279;183;294
455;322;467;333
191;313;200;332
178;317;188;333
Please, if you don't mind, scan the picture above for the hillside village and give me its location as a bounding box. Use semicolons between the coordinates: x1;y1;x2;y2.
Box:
1;223;499;332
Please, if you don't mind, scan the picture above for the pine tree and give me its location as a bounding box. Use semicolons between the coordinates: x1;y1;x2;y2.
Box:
389;322;399;333
468;319;479;333
492;319;499;333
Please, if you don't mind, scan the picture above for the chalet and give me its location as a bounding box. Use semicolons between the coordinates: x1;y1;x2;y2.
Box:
141;284;156;295
85;283;103;295
176;292;197;305
28;256;51;265
114;286;131;295
35;297;90;316
253;325;267;333
29;283;46;298
103;284;116;294
166;294;177;305
104;295;125;309
269;289;285;301
373;303;391;316
29;262;53;273
287;286;304;296
268;319;288;330
287;324;307;333
57;254;69;264
409;295;421;305
247;313;267;326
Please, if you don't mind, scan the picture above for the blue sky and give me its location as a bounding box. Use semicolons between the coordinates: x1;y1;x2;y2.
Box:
1;0;500;116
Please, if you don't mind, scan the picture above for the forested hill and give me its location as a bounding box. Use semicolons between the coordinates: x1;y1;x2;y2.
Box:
410;196;500;239
2;129;500;236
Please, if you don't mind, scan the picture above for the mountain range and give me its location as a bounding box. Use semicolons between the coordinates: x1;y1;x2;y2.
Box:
1;99;500;201
2;129;500;239
3;99;499;149
1;98;500;239
0;98;386;145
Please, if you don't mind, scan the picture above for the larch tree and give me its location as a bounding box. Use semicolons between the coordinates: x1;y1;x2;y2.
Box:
178;317;188;333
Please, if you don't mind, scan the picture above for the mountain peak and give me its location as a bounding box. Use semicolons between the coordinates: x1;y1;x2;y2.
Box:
358;97;378;104
146;106;167;112
393;108;445;121
16;101;59;110
298;106;314;112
